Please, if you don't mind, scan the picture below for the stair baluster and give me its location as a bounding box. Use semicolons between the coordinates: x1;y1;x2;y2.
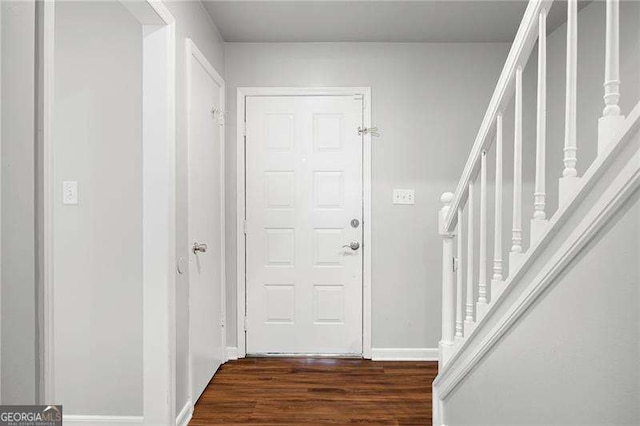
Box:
510;66;524;269
465;180;475;324
492;114;504;284
532;8;548;243
560;0;580;202
478;152;488;305
598;0;625;153
455;207;464;338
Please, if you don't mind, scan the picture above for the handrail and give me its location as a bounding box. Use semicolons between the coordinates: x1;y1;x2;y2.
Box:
443;0;554;233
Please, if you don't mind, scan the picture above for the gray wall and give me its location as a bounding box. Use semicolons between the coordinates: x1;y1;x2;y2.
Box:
224;42;510;350
163;0;226;411
50;0;226;416
1;0;38;404
445;192;640;426
52;1;143;415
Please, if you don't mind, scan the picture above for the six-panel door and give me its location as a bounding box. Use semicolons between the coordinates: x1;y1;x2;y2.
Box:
245;95;364;355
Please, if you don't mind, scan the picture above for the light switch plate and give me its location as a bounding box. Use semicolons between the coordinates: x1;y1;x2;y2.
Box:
62;181;78;205
393;189;415;205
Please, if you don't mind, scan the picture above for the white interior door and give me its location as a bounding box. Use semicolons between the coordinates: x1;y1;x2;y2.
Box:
187;41;225;402
245;95;363;355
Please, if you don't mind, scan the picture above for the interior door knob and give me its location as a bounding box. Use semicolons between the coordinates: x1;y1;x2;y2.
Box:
193;242;208;254
342;241;360;251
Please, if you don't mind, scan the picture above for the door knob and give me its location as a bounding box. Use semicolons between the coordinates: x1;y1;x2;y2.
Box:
342;241;360;251
193;242;208;254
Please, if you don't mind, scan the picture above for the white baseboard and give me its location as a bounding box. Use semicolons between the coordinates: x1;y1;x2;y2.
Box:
226;346;238;360
176;399;193;426
371;348;438;361
63;415;143;425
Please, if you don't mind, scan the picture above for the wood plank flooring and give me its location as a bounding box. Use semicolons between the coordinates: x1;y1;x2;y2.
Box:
190;357;437;425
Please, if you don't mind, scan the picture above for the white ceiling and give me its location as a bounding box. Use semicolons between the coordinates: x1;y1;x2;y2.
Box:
202;1;585;43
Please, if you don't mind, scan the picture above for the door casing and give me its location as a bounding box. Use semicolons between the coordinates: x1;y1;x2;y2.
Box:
236;87;372;359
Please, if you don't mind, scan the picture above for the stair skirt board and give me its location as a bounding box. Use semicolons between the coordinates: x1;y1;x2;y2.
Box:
176;400;194;426
63;416;143;425
371;348;438;361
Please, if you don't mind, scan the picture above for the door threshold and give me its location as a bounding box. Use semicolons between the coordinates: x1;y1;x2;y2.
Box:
247;353;363;358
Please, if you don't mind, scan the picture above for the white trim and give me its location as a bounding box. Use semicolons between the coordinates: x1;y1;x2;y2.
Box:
226;346;238;361
433;101;640;419
63;416;143;425
186;39;224;87
371;348;438;361
175;400;193;426
139;4;177;425
361;88;373;360
0;0;3;404
184;38;226;404
235;89;245;358
235;87;373;359
42;0;55;404
147;1;174;25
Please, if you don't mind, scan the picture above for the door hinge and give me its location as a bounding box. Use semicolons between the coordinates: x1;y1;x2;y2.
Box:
212;107;225;126
243;220;248;234
220;312;225;327
244;316;248;330
243;121;247;137
353;94;364;108
453;257;458;273
358;126;380;137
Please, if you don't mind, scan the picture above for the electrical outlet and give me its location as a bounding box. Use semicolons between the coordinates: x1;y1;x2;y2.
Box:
63;181;78;205
393;189;415;205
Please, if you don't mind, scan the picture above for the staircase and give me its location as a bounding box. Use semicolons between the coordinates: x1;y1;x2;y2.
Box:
432;0;640;424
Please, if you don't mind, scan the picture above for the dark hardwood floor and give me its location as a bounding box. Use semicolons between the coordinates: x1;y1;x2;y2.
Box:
190;357;437;425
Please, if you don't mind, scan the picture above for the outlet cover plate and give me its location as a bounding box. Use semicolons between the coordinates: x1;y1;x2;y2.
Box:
393;189;415;205
63;181;79;205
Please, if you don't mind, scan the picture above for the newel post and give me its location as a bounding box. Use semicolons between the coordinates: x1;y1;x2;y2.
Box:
439;192;456;366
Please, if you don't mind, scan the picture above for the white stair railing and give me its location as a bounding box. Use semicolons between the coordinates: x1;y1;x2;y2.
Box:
437;0;627;367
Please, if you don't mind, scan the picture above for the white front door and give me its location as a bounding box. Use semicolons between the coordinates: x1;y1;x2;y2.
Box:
187;41;225;402
245;95;363;355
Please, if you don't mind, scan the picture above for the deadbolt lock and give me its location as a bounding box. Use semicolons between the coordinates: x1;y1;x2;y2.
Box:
193;242;208;254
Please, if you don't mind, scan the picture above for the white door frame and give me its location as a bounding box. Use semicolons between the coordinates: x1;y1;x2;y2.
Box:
41;0;54;405
42;1;177;423
185;38;226;409
236;87;372;359
0;0;3;403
